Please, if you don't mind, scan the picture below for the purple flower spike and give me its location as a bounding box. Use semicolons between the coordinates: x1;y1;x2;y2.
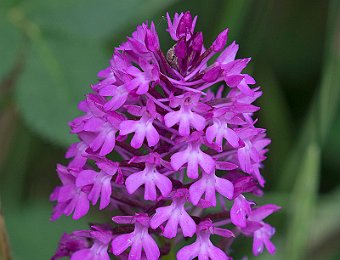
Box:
150;189;196;238
111;214;160;260
51;11;279;259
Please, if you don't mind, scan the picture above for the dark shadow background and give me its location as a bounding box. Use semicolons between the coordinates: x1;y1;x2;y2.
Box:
0;0;339;259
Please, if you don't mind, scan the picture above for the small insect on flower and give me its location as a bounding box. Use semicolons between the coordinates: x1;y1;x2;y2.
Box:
51;11;279;260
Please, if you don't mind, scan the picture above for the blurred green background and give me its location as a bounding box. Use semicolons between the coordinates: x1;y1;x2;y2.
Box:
0;0;339;259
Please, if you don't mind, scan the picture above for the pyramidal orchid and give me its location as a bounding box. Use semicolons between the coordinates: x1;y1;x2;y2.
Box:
51;11;280;259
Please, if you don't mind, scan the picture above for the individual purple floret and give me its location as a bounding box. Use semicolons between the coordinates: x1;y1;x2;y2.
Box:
111;214;160;260
52;226;112;260
51;11;280;259
50;164;90;220
76;159;119;209
176;219;234;260
150;189;196;238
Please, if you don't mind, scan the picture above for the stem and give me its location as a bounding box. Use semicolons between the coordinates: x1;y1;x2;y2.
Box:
159;135;175;145
212;150;235;159
111;191;148;210
213;219;232;227
0;208;11;260
166;77;204;87
114;146;131;160
116;141;143;156
153;121;179;136
196;78;223;91
146;93;173;112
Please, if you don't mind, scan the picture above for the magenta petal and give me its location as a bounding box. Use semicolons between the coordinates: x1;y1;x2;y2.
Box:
164;111;180;128
179;211;196;237
83;117;104;132
238;147;252;173
198;152;215;174
129;240;142;260
207;245;229;260
252;234;264;256
189;178;206;205
71;249;92;260
125;171;145;194
88;183;101;205
131;127;146;148
187;155;199;179
73;192;90;220
206;124;217;144
250;204;281;221
238;79;255;96
230;195;252;228
111;233;133;256
150;206;172;229
213;228;234;238
99;132;116;156
146;124;159;147
191;113;206;131
264;238;276;255
90;132;105;152
178;117;191;136
163;216;179;238
225;128;239;148
119;120;137;135
217;41;239;64
212;28;228;52
176;242;200;260
112;216;134;224
142;233;160;260
170;150;188;171
99;180;112;209
76;170;97;187
154;174;172;197
243;221;263;233
144;181;157;201
215;177;234;200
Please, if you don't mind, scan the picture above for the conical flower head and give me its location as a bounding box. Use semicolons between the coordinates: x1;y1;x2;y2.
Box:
51;11;279;260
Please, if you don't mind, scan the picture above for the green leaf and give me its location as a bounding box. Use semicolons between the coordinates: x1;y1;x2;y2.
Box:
20;0;178;40
0;11;21;81
255;66;293;179
307;187;340;259
16;34;107;146
3;201;89;260
0;120;31;203
278;0;340;190
13;0;179;146
318;0;340;143
213;0;252;40
284;143;320;260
